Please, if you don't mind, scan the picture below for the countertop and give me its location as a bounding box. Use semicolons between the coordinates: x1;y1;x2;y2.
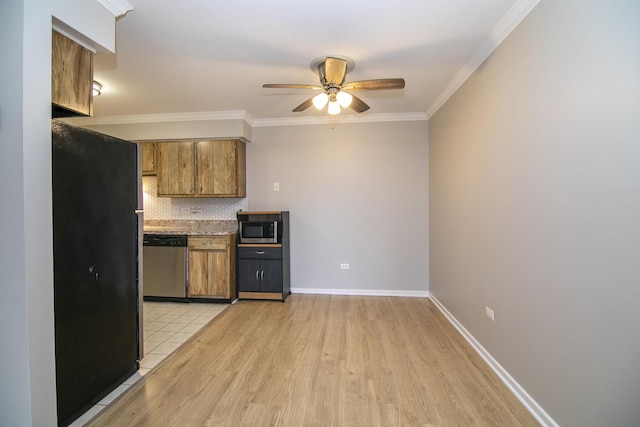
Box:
144;220;238;236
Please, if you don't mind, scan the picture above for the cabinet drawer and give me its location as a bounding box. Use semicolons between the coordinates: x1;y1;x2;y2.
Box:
238;247;282;260
188;236;227;251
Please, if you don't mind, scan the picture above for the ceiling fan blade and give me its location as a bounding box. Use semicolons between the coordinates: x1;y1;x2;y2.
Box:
292;97;315;112
343;78;405;91
319;57;348;85
263;84;322;90
349;94;370;113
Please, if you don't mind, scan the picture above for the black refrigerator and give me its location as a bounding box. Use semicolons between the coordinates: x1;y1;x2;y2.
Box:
52;120;140;426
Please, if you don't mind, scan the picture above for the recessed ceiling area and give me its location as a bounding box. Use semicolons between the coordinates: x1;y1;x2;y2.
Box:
92;0;534;121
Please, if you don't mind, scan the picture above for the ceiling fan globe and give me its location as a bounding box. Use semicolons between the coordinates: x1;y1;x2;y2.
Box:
312;93;329;110
336;91;352;108
328;101;341;115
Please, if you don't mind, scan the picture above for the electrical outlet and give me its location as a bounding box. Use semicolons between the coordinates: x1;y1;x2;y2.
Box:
485;306;495;321
340;263;349;270
273;182;280;192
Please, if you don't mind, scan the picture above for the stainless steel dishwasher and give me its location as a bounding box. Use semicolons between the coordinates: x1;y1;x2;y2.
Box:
143;234;188;300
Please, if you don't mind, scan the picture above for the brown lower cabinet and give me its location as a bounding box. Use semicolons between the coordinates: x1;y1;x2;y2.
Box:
188;234;236;301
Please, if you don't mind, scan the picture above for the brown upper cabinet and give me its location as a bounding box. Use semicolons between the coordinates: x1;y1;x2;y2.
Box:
139;142;157;176
51;30;93;117
156;139;246;198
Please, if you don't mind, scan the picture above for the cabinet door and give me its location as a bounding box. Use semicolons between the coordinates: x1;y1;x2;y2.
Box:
140;142;156;175
196;140;238;196
260;260;283;293
188;250;209;296
189;249;230;298
52;30;93;116
238;259;282;293
157;142;195;196
238;259;262;292
235;141;246;198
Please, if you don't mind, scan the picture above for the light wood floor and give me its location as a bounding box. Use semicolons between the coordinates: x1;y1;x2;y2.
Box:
89;295;539;426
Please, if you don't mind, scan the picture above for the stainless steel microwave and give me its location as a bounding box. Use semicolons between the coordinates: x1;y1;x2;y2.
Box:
239;220;278;244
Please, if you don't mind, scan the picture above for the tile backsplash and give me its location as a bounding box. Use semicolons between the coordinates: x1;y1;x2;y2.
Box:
142;177;248;220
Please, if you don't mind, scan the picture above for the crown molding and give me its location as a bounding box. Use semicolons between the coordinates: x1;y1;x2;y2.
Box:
425;0;541;119
96;0;133;18
62;110;425;128
252;112;428;128
64;110;252;126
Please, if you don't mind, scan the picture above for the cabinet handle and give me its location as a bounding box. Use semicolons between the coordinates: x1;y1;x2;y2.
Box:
256;270;259;280
256;251;265;255
199;183;203;193
261;271;264;280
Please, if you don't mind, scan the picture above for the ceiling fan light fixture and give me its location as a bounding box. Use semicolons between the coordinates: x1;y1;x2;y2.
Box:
312;93;329;110
336;91;352;108
328;100;341;115
263;55;403;115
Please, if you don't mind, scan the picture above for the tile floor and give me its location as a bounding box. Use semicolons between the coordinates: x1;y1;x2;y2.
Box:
70;301;230;426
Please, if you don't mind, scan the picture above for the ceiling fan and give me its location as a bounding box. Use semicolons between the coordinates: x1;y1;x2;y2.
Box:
263;56;405;115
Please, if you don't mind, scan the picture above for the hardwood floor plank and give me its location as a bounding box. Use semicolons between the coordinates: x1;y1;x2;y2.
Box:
89;295;538;426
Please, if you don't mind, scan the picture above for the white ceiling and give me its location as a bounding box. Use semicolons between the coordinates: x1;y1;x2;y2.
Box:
92;0;533;122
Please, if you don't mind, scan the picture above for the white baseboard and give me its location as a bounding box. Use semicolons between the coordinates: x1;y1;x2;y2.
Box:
290;288;429;298
428;293;558;427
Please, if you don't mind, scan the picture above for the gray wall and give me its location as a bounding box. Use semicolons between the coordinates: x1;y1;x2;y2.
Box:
248;121;429;295
0;0;57;424
429;0;640;425
1;1;117;424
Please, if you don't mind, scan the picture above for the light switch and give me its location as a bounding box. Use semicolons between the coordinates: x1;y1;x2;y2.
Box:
273;182;280;192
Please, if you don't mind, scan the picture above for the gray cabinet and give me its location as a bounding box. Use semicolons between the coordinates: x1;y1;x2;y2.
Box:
237;247;288;301
237;211;290;302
